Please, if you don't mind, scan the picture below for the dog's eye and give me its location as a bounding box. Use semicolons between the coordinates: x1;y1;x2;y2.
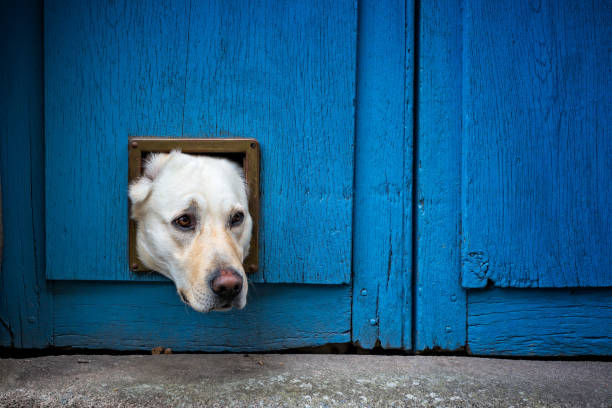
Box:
230;211;244;228
173;214;194;230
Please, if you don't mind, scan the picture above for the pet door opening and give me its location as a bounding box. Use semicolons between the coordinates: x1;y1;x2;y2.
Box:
128;137;260;274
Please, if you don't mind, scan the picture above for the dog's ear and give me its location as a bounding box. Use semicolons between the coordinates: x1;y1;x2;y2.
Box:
129;176;153;220
129;177;153;206
143;152;173;181
129;152;176;218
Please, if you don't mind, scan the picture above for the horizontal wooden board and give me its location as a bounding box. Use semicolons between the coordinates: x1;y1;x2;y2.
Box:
52;283;351;351
468;288;612;356
461;0;612;287
44;0;356;283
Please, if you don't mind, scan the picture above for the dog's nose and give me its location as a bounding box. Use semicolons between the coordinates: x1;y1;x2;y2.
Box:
210;268;243;300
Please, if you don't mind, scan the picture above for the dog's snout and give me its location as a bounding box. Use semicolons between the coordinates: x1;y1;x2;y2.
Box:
210;268;243;300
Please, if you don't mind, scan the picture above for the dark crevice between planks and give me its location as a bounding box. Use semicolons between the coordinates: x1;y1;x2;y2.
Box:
410;0;421;354
348;0;361;349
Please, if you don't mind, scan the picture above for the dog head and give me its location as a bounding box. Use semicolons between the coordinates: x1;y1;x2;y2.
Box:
129;151;252;312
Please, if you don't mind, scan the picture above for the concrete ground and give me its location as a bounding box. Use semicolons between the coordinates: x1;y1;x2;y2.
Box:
0;354;610;407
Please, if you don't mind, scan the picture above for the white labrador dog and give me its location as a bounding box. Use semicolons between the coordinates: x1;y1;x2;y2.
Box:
129;151;252;312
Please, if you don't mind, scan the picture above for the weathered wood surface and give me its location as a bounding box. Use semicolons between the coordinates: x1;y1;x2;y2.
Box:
53;283;351;351
0;0;51;348
461;0;612;288
45;0;357;283
4;0;611;355
468;288;612;356
414;0;466;351
351;0;413;350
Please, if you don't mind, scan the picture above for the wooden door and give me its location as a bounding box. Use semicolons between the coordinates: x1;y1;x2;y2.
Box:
461;0;612;356
2;0;416;352
416;0;612;356
4;0;609;356
42;0;358;350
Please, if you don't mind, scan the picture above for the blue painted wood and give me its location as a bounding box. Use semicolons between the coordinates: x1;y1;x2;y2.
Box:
52;283;351;351
351;0;413;350
461;0;612;288
44;0;189;281
468;288;612;356
0;0;52;348
44;0;357;284
180;0;356;284
414;0;466;351
10;0;608;355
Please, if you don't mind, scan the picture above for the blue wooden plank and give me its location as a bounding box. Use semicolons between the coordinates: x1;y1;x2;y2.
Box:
351;0;413;350
44;0;357;284
461;0;612;288
44;0;190;281
180;0;357;284
468;288;612;356
52;283;351;351
414;0;466;351
0;0;52;348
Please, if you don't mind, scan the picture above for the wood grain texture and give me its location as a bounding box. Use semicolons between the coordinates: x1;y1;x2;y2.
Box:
351;0;413;350
45;0;190;281
53;283;351;351
181;0;356;284
468;288;612;356
44;0;357;283
461;0;612;288
413;0;466;351
0;0;52;348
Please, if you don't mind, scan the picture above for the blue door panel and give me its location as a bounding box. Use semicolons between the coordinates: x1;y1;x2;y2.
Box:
44;0;190;281
44;0;356;284
180;0;357;284
461;0;612;288
52;282;351;351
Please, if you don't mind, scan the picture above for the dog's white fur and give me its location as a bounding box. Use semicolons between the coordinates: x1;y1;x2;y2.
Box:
129;151;252;312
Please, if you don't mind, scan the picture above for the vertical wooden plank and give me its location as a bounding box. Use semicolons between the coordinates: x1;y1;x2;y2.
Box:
182;0;357;284
0;0;52;348
352;0;413;349
414;0;466;351
461;0;612;288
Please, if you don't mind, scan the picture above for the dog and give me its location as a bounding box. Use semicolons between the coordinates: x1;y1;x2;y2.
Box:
129;150;252;312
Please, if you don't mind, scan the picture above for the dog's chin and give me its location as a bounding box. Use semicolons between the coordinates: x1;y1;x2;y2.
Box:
212;297;247;312
179;292;246;313
213;304;233;312
186;300;215;313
